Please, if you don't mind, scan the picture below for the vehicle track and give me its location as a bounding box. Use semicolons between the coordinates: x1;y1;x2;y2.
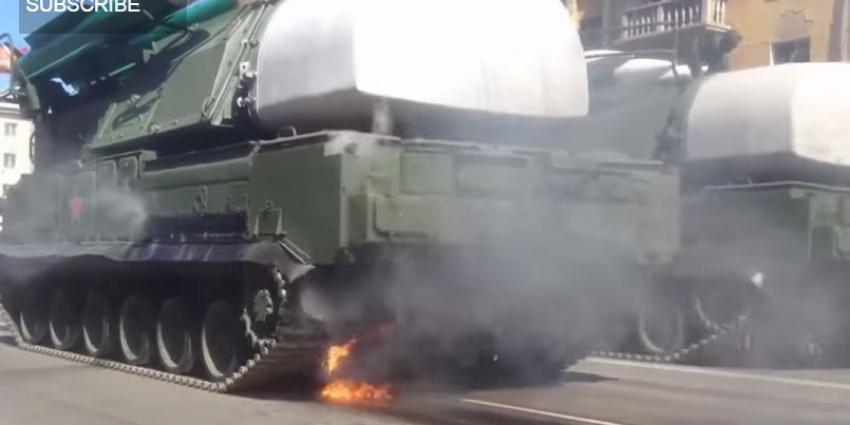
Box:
0;304;325;392
591;315;750;364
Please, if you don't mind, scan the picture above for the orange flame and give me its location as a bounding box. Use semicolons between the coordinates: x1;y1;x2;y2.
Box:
326;339;356;375
321;379;392;404
320;337;392;405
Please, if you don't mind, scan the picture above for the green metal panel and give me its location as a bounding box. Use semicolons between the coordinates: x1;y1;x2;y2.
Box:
148;186;203;216
150;43;227;132
118;156;141;188
142;157;252;190
250;143;344;264
684;185;850;268
92;42;228;148
455;156;530;197
637;172;680;265
400;152;455;195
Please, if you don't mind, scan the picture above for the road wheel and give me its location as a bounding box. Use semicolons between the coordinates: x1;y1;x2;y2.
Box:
48;289;82;350
694;285;750;331
201;301;243;380
637;297;687;355
82;291;117;357
119;295;156;365
18;289;48;344
157;297;197;374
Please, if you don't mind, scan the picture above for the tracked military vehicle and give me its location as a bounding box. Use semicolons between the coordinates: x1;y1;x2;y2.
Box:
560;50;761;361
578;51;850;364
676;62;850;364
0;0;672;389
630;62;850;365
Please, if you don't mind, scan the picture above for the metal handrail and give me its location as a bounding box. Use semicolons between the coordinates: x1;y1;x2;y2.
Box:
620;0;728;40
623;0;727;22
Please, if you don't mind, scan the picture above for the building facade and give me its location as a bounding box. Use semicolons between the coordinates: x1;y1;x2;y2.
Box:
570;0;850;69
727;0;849;68
0;102;33;205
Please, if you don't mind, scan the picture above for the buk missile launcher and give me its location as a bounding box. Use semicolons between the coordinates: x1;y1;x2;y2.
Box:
676;63;850;364
581;56;850;364
0;0;671;388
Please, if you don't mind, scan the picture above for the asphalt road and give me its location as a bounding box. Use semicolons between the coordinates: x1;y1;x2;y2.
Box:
2;325;850;425
438;358;850;425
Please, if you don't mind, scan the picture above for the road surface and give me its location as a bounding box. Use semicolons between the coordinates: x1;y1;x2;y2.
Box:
1;327;850;425
430;358;850;425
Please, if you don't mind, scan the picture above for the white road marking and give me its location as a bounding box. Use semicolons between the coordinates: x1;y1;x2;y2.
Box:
460;398;627;425
587;357;850;391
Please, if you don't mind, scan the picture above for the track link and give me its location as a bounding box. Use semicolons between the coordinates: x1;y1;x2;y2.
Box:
591;315;750;364
0;301;325;393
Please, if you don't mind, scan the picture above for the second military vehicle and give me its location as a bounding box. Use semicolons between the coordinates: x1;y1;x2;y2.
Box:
677;62;850;365
574;47;850;365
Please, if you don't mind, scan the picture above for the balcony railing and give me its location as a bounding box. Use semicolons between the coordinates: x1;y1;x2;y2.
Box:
620;0;729;41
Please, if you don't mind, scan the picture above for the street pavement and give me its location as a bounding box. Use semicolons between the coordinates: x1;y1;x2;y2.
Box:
1;327;850;425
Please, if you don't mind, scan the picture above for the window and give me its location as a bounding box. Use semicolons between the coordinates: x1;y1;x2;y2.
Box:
3;153;16;169
772;38;811;64
3;122;16;137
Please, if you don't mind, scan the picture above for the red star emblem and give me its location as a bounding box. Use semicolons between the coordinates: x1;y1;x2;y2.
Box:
69;197;84;224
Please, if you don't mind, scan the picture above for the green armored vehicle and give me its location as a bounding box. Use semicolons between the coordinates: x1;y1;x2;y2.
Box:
578;52;850;364
676;62;850;364
0;0;670;388
560;51;761;360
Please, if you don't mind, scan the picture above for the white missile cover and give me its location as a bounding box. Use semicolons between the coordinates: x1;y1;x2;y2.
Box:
254;0;588;128
686;63;850;165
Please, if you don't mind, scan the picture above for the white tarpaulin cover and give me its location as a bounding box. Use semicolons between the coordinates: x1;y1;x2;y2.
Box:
686;63;850;165
254;0;588;128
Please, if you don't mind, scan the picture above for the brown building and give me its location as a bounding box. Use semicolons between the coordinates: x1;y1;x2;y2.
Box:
569;0;850;69
727;0;849;67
